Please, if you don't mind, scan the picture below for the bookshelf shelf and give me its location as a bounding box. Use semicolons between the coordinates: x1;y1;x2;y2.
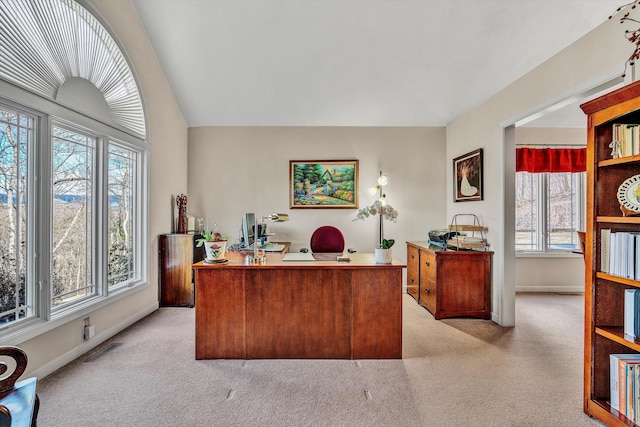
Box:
581;80;640;427
598;154;640;168
596;327;640;352
597;217;640;225
596;272;640;288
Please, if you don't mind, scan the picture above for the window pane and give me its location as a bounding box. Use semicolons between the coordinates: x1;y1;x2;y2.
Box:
52;126;94;307
0;107;31;325
108;145;136;287
515;172;539;251
547;172;581;250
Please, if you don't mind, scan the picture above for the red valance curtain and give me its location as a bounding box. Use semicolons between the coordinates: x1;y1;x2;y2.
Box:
516;147;586;173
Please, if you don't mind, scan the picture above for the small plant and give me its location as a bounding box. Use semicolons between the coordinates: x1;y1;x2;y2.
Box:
195;230;227;248
379;239;395;249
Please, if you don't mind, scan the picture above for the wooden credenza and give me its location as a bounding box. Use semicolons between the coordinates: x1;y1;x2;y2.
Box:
158;233;204;307
193;252;405;359
406;241;492;320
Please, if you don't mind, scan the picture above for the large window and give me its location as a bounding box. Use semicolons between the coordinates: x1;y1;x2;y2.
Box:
0;103;145;330
516;171;585;252
515;147;586;253
0;0;147;338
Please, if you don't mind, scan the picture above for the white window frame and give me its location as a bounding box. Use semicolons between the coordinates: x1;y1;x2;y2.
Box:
0;83;149;345
515;170;585;257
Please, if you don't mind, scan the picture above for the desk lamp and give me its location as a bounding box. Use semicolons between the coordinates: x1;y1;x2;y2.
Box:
248;213;290;264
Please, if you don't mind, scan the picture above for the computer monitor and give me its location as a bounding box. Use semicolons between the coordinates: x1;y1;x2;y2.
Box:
241;212;255;248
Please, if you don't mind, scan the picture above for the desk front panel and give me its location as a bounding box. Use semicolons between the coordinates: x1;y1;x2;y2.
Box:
245;269;351;359
194;256;404;359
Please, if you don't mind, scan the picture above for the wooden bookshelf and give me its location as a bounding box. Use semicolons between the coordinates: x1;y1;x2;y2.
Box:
581;80;640;427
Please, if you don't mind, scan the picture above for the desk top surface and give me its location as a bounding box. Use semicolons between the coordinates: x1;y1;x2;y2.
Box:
193;251;406;269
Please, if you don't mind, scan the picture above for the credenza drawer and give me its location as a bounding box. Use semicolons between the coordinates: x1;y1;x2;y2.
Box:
407;246;419;272
419;277;436;313
420;250;436;280
407;267;419;301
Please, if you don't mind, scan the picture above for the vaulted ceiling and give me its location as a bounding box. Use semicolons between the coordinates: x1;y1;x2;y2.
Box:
131;0;624;128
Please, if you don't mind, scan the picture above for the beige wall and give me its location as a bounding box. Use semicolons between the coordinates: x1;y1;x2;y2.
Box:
20;0;188;377
187;126;447;264
447;17;630;325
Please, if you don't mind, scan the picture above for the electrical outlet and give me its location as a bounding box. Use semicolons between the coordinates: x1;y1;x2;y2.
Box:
83;325;95;340
83;317;94;340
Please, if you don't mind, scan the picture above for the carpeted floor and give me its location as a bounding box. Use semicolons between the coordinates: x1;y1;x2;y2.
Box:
36;293;604;426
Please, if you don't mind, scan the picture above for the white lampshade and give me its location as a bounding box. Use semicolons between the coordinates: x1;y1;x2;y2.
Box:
377;174;388;186
368;185;379;196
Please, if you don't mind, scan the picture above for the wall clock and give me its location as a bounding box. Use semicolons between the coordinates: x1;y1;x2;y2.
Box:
617;174;640;216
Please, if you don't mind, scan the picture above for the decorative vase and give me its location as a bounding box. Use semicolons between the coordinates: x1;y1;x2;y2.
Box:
203;240;227;261
375;248;393;264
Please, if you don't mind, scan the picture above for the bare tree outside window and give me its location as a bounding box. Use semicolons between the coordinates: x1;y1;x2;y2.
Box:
108;145;136;287
0;108;30;324
52;126;94;307
515;171;584;252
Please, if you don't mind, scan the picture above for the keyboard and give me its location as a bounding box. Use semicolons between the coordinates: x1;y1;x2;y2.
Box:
243;243;285;252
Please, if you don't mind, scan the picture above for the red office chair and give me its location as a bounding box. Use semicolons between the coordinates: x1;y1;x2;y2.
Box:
310;226;345;253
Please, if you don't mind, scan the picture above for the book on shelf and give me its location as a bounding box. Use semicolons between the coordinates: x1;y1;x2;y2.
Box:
611;354;640;412
601;229;610;274
601;230;640;280
611;354;640;420
612;123;640;158
625;289;640;339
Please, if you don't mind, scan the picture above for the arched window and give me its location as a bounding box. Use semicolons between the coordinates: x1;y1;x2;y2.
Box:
0;0;148;335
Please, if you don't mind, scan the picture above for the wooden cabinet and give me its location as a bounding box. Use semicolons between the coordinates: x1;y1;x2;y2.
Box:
580;80;640;426
158;234;204;307
406;241;492;320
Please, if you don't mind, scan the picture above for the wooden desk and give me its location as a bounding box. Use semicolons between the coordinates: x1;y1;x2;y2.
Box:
193;252;405;359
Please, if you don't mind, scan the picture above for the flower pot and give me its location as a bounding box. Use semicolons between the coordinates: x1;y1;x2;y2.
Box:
203;240;227;261
375;247;393;264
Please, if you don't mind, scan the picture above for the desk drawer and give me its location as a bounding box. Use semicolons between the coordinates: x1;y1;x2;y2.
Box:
420;250;436;281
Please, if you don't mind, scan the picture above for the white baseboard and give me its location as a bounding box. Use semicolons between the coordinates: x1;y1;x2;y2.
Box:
515;285;584;294
31;302;159;380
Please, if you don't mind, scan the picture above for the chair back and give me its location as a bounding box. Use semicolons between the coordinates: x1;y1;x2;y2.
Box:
577;231;586;256
310;226;345;253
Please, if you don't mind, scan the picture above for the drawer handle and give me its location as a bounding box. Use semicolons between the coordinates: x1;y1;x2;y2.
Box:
411;254;415;259
410;277;414;283
424;288;430;295
425;261;430;267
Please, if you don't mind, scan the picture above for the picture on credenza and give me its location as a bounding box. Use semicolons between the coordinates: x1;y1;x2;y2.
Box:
290;160;358;209
453;148;483;202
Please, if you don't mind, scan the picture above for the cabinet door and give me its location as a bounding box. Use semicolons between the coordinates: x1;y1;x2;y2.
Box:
159;234;194;307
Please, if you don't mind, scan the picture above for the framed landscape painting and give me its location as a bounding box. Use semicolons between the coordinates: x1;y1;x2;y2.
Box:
453;148;483;202
290;160;358;208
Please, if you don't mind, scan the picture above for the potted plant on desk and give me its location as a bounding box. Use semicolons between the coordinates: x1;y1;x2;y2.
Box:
375;239;395;264
196;230;228;262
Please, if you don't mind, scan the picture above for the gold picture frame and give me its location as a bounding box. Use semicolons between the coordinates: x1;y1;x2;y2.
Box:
290;160;359;209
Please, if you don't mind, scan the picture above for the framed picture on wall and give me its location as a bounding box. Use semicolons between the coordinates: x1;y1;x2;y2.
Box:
290;160;359;208
453;148;483;202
